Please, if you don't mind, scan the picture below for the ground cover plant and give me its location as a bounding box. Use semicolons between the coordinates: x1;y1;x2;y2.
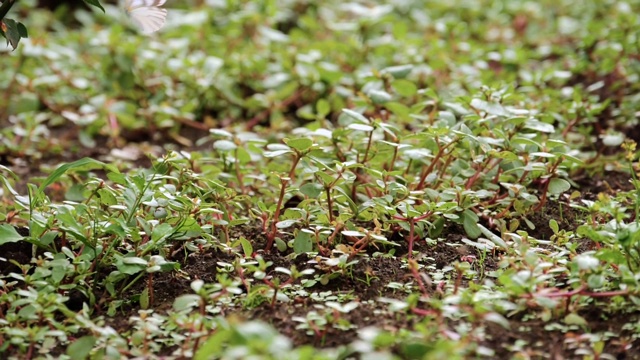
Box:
1;0;640;358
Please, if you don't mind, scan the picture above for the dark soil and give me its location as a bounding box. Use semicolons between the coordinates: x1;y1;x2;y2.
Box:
1;128;639;359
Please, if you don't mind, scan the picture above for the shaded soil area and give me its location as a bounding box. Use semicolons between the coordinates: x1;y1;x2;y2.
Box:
1;125;638;358
3;191;640;359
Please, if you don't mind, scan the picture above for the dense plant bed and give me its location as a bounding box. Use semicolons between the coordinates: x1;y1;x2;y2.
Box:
1;0;640;358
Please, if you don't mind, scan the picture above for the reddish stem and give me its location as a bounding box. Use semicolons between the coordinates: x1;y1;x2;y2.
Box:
408;259;429;297
265;178;289;251
411;307;438;316
148;273;154;306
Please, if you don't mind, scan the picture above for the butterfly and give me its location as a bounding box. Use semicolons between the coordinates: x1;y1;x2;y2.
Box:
124;0;168;34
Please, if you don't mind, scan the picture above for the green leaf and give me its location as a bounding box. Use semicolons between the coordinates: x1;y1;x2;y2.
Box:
38;158;118;196
194;328;231;360
275;237;287;252
315;171;336;186
17;22;28;38
276;219;298;229
97;188;117;205
348;123;374;132
140;287;150;309
385;102;411;118
284;137;313;152
66;184;86;202
477;224;508;249
401;343;430;359
263;149;292;158
429;217;445;238
173;294;201;312
56;206;92;249
316;99;330;117
82;0;105;12
462;211;481;239
0;225;24;245
299;183;323;198
116;256;146;275
587;274;605;289
368;90;392;104
548;178;571;195
342;108;369;124
239;237;253;258
122;257;148;266
524;119;555;133
564;313;587;327
494;151;519;161
151;223;174;242
293;230;313;254
209;129;233;138
0;165;20;197
236;147;251;164
213;139;237;151
392;79;418;97
1;19;28;50
381;64;413;78
484;312;510;329
66;336;96;360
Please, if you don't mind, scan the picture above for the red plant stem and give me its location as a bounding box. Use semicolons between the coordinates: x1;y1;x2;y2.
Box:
494;199;515;219
414;211;433;222
518;169;530;184
562;116;581;138
393;212;431;259
326;224;343;246
235;265;251;292
350;170;377;200
349;236;371;259
191;299;209;354
408;259;429;297
385;142;400;179
416;140;457;190
265;178;289;251
263;278;294;308
465;158;502;190
288;154;302;180
260;213;269;232
26;341;34;360
486;191;509;206
581;290;630;297
534;178;551;211
434;154;455;188
270;288;278;308
492;166;502;185
534;160;562;211
351;175;358;201
416;150;442;190
454;266;462;295
411;307;438;316
407;218;415;258
326;186;334;223
148;274;154;306
309;322;325;341
362;130;374;164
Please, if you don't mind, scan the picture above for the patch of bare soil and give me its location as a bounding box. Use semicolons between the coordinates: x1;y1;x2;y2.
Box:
484;309;639;359
576;170;633;200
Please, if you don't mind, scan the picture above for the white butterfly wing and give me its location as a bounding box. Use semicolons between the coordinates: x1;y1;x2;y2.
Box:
125;0;167;34
126;0;166;8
